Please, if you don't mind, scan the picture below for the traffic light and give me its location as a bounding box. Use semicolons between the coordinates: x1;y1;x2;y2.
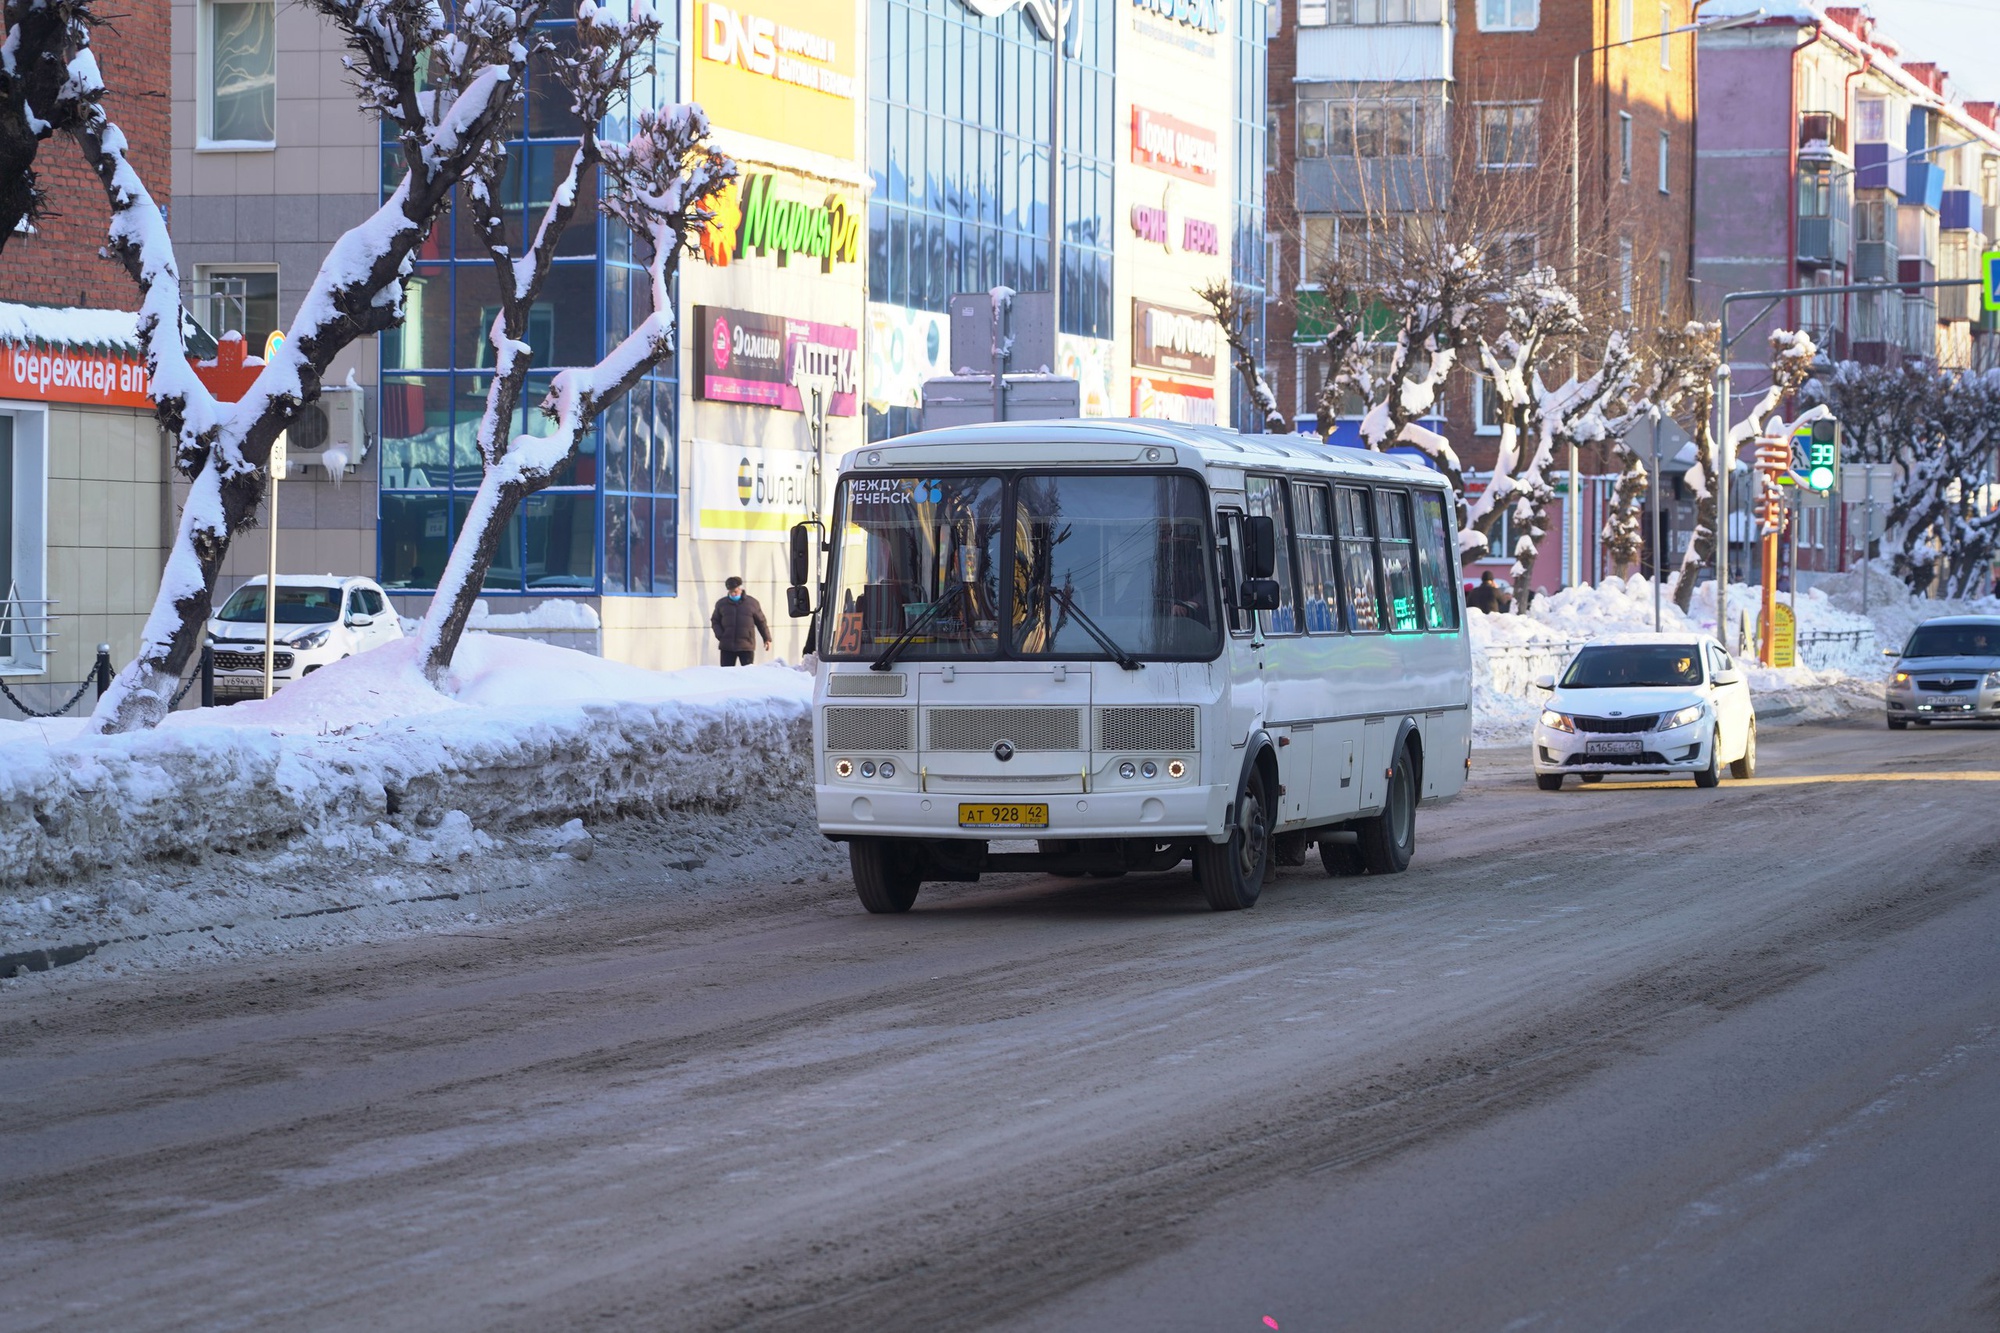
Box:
1806;418;1839;492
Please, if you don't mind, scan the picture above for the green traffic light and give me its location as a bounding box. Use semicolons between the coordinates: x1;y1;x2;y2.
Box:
1809;465;1835;491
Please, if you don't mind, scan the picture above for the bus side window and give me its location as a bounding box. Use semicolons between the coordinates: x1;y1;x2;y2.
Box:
1376;489;1421;632
1334;485;1382;632
1413;490;1460;631
1216;510;1252;636
1291;480;1342;635
1245;475;1299;636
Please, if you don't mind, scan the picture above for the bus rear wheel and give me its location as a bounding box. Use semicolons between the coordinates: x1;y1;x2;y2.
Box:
1194;767;1271;911
1357;744;1417;874
849;838;923;914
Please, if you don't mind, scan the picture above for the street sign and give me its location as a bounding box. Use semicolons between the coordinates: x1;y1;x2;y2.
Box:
1768;601;1796;669
268;430;288;478
1986;250;2000;313
1839;464;1893;506
263;329;285;361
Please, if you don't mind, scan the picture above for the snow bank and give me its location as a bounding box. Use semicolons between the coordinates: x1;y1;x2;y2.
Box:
0;635;811;897
1470;574;1888;743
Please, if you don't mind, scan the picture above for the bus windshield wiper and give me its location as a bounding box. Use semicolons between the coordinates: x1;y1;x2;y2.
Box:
1051;584;1142;671
870;580;968;672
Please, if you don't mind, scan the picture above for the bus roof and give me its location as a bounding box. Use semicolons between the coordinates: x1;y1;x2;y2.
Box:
838;419;1444;484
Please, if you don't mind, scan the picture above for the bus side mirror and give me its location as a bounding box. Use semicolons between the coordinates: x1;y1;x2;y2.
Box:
788;523;812;588
1243;515;1278;579
1241;578;1281;611
786;585;813;619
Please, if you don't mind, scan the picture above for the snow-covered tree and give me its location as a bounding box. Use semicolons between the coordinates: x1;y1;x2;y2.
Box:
14;0;549;731
0;0;94;244
1710;328;1816;593
420;8;731;679
1195;279;1287;434
1462;268;1583;562
1599;320;1713;576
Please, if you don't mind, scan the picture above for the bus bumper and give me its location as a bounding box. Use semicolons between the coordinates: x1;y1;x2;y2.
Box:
815;783;1230;842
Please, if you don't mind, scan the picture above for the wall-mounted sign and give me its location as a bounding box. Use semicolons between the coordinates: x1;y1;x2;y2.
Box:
1131;298;1219;379
700;174;862;271
1131;106;1220;184
694;0;858;159
691;438;818;541
1132;376;1216;425
696;305;860;414
1131;0;1225;35
1129;189;1221;255
866;302;950;410
0;341;150;409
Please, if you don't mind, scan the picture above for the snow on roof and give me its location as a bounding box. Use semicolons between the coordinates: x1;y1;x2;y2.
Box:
0;301;142;353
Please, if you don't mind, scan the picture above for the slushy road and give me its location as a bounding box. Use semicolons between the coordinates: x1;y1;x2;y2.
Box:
3;722;1996;1331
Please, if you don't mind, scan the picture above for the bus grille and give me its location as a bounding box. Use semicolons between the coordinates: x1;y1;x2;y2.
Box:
1096;706;1198;752
925;707;1080;752
826;673;907;697
824;707;913;751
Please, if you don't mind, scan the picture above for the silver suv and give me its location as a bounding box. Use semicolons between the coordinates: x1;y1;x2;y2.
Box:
1884;616;2000;729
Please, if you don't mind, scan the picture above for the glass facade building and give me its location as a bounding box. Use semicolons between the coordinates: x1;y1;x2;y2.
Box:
376;10;683;599
866;0;1116;439
1232;0;1269;432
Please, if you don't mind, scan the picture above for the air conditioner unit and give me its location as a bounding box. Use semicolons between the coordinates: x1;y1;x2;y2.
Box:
288;385;367;470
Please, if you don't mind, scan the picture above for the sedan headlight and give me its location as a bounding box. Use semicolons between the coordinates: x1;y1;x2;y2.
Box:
1987;671;2000;690
1539;709;1575;733
291;627;332;649
1893;671;1911;685
1658;704;1705;730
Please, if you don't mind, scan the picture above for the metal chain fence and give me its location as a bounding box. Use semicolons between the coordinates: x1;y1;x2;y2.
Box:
1;650;205;720
0;675;95;719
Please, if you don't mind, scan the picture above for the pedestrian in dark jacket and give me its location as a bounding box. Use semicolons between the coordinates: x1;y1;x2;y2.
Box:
1466;571;1500;614
711;577;772;666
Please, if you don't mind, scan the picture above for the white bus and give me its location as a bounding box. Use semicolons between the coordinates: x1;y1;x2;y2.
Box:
785;419;1473;913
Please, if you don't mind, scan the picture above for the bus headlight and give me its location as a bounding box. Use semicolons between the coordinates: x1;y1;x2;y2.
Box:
860;761;877;778
1141;761;1158;779
880;761;896;779
1118;761;1137;779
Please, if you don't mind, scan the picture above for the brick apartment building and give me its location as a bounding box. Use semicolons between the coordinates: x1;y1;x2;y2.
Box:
0;7;174;717
1267;0;1698;587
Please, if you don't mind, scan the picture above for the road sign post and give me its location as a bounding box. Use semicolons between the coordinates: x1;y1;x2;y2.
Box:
1754;429;1790;666
264;431;288;700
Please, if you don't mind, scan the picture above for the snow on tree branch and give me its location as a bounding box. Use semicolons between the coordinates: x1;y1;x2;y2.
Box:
1195;279;1287;434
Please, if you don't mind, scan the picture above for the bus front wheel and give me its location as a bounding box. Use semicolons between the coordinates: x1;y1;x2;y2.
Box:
1194;766;1272;911
1357;744;1417;874
850;838;923;914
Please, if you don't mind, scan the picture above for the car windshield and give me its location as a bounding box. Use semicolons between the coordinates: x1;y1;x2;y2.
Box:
1901;624;2000;658
216;585;342;624
825;474;1005;659
1560;644;1704;688
1011;473;1218;660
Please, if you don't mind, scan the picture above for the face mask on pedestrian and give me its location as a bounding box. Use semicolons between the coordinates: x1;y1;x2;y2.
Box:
729;591;742;601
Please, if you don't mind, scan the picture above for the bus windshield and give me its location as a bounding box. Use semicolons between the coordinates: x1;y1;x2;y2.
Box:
1012;473;1218;659
822;471;1218;662
826;474;1006;659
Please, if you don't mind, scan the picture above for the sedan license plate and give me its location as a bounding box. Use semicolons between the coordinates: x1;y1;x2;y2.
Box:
958;803;1049;829
1584;739;1643;756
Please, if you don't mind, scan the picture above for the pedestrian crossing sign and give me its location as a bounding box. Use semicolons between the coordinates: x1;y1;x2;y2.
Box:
1986;251;2000;312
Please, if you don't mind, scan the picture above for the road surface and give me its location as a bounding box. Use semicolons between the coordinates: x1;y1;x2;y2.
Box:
3;722;1997;1331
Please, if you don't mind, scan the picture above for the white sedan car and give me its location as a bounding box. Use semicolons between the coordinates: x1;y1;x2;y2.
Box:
206;575;403;702
1531;636;1756;790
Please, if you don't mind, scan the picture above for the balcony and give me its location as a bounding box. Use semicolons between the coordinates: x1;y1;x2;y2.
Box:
1797;216;1850;268
1855;241;1899;282
1939;279;1979;323
1798;112;1848;155
1904;160;1944;212
1902;296;1938;358
1297;22;1452;83
1940;189;1977;232
1855;143;1905;196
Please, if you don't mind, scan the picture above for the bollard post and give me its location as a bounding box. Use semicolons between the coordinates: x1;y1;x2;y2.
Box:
94;644;113;697
200;642;215;709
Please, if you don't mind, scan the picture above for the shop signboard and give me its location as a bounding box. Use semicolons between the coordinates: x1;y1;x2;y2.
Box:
1057;333;1114;417
694;0;859;159
699;174;862;272
1131;298;1219;379
691;438;818;541
1129;184;1220;255
0;340;150;409
1131;106;1219;184
1132;376;1216;425
696;305;860;415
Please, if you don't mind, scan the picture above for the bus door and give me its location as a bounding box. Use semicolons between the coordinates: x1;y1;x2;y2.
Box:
1244;476;1310;827
1292;478;1360;823
1214;507;1264;764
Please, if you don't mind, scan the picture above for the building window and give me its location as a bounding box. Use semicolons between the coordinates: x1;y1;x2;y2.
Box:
1233;0;1270;432
1478;104;1539;168
1658;130;1670;193
1619;0;1633;41
194;265;280;351
1618;236;1634;311
0;408;48;677
1658;3;1672;69
1298;101;1327;158
1472;374;1504;435
1478;0;1537;31
1267;108;1281;171
1856;97;1886;143
1307;98;1426;158
1495;232;1538;277
1657;253;1672;312
201;0;276;147
1619;112;1632;181
1303;0;1446;22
